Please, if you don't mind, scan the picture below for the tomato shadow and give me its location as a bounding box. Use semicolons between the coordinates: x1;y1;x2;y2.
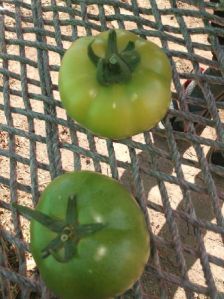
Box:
120;132;223;298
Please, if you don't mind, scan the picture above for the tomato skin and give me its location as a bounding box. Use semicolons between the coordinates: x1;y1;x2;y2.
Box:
31;171;150;299
59;29;172;139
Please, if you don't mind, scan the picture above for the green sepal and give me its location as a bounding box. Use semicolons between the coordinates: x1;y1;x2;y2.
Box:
88;29;140;86
41;235;63;259
12;202;64;233
13;197;106;263
66;195;78;226
88;41;100;66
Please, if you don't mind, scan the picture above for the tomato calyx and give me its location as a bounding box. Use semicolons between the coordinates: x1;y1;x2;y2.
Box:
88;29;140;86
12;196;105;263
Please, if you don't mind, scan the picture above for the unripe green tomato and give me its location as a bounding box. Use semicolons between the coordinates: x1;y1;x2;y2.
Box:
59;29;172;139
31;171;150;299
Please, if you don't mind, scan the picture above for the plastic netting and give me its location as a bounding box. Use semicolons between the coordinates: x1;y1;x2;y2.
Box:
0;0;224;298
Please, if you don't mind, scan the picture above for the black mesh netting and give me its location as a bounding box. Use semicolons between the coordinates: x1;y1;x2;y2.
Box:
0;1;224;298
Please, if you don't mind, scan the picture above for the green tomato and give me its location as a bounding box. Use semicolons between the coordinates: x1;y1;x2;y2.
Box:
59;29;172;139
22;171;150;299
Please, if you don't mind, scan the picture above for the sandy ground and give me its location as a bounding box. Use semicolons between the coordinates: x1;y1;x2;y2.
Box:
0;1;224;298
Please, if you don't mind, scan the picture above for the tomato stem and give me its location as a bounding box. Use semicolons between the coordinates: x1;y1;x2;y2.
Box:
88;29;140;86
12;196;105;263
